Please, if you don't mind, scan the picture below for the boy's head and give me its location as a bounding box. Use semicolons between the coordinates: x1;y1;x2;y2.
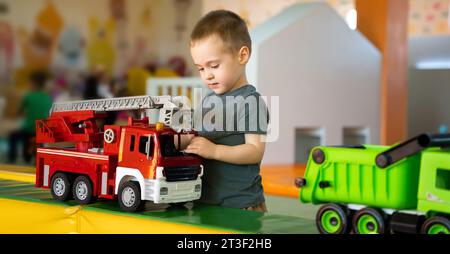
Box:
29;71;48;90
190;10;251;95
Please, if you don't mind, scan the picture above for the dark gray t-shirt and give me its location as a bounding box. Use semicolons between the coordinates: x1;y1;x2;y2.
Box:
193;85;269;209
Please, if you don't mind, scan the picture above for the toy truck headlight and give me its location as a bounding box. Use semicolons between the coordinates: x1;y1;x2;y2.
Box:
312;148;325;164
195;184;201;192
160;187;168;195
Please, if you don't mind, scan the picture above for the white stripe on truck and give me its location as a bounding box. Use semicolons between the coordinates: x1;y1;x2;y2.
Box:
101;172;108;195
43;165;49;187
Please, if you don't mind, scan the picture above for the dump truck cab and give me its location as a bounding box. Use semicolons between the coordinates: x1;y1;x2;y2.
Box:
417;148;450;217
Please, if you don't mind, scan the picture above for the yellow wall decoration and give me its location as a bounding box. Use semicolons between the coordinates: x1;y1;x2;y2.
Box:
36;0;64;40
126;67;151;96
409;0;450;36
86;18;116;75
15;0;64;89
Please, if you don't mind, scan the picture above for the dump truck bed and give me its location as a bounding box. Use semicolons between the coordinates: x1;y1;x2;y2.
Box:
300;145;422;210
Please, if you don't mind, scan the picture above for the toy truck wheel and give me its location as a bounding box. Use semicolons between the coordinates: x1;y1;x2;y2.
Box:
421;216;450;234
118;181;146;212
316;204;350;234
352;208;386;234
73;175;96;204
50;173;73;201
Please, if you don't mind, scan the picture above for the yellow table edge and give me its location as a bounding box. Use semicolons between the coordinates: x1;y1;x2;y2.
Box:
0;198;236;234
0;170;35;183
0;170;237;234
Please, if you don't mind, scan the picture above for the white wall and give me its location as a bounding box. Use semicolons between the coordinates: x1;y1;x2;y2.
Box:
248;3;381;164
408;69;450;136
201;0;354;29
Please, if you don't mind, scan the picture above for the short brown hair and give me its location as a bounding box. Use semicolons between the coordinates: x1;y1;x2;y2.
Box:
190;10;252;54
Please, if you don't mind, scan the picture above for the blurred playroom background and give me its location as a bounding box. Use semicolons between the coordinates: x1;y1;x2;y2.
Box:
0;0;449;210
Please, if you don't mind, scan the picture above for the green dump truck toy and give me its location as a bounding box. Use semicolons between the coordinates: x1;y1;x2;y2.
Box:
295;133;450;234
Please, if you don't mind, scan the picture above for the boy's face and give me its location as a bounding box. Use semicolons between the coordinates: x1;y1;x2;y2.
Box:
191;35;247;95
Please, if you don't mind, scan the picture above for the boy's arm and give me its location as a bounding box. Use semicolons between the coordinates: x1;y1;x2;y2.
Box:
184;134;266;165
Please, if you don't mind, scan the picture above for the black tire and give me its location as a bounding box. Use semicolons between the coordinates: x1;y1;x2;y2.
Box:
421;216;450;234
352;208;386;234
73;175;96;204
118;181;146;212
50;172;73;201
316;204;351;234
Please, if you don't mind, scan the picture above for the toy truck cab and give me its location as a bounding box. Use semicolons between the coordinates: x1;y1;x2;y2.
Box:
417;148;450;229
104;120;203;212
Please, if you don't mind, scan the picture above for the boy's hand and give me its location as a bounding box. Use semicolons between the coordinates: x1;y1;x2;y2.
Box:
184;137;217;160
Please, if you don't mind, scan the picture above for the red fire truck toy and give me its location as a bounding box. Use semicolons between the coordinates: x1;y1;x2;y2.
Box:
35;96;203;212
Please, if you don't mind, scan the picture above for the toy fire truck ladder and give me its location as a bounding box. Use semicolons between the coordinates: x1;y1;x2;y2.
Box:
36;96;193;151
50;95;192;128
375;133;450;168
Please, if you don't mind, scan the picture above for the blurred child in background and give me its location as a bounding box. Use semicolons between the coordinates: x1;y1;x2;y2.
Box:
8;71;52;164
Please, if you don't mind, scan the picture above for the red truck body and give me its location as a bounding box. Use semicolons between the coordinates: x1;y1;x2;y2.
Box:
35;110;203;212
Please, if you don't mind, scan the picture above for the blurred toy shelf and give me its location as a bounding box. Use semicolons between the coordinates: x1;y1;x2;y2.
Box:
0;165;316;234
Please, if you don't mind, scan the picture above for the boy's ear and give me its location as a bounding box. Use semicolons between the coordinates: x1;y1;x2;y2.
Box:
238;46;250;64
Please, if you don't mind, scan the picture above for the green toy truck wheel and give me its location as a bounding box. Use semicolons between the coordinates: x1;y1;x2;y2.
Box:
421;216;450;234
316;204;350;234
352;208;386;234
